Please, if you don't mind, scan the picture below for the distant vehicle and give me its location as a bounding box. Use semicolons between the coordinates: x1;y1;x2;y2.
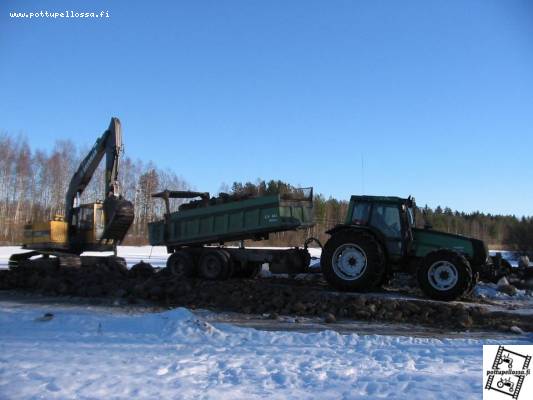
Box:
488;251;533;268
487;251;533;282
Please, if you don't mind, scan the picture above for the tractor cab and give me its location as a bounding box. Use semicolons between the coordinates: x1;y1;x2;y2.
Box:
344;195;416;262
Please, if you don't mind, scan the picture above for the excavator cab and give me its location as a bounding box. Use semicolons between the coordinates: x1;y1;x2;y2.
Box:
69;202;110;251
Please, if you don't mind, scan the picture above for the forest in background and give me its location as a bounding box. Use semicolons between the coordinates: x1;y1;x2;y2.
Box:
228;180;533;251
0;133;191;244
1;132;532;250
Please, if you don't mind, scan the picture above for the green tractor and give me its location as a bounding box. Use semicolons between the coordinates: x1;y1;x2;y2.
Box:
320;195;489;301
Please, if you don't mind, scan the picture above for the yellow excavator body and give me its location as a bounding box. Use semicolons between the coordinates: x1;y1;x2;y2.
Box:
23;220;68;247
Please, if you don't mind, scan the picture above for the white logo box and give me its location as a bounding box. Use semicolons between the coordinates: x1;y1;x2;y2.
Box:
483;345;532;400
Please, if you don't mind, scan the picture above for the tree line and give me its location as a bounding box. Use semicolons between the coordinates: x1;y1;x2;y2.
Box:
228;179;533;251
0;133;190;244
0;132;531;250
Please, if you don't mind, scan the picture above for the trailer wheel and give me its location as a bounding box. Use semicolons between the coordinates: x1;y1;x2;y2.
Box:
167;251;196;278
199;249;230;280
417;250;472;301
218;250;234;279
321;231;386;291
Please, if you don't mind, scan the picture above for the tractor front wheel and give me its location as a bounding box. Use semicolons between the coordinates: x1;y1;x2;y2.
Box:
321;231;386;291
417;250;472;301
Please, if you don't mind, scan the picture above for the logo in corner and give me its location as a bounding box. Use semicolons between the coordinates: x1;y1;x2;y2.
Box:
484;345;532;399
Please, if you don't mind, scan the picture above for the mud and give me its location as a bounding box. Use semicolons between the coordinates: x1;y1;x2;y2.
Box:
0;261;531;333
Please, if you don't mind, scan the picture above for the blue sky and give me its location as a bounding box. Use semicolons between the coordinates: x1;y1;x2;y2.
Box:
1;0;532;216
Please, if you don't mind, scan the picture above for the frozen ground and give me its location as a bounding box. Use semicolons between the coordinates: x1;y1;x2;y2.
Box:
0;299;531;400
2;245;532;306
1;246;533;399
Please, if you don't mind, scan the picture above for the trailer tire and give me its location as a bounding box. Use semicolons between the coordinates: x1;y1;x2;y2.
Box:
218;249;234;279
167;251;196;278
321;231;386;291
199;249;231;280
417;250;472;301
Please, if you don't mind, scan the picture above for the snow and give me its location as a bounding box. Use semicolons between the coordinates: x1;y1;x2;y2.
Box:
0;246;172;270
474;282;532;300
1;245;322;270
2;245;533;398
0;301;530;400
489;250;533;268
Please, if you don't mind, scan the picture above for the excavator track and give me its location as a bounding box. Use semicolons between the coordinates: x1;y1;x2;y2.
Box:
11;253;127;272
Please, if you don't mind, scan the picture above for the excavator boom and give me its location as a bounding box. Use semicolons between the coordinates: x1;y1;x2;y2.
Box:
65;117;123;225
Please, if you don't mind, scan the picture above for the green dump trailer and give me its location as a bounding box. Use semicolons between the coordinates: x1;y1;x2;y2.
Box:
146;188;315;280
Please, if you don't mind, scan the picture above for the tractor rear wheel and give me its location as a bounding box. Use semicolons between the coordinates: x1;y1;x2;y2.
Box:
167;251;196;278
417;250;472;301
321;231;386;291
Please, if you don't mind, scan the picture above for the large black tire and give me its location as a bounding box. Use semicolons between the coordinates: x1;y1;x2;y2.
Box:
321;231;386;291
218;249;234;279
198;249;231;280
417;250;472;301
167;251;196;278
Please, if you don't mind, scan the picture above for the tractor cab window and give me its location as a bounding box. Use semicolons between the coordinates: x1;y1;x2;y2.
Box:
407;206;415;227
370;204;401;239
351;202;371;225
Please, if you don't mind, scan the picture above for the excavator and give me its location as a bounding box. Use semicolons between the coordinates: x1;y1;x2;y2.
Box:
9;118;134;269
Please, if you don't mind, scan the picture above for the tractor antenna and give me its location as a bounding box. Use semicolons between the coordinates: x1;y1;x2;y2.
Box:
361;153;365;194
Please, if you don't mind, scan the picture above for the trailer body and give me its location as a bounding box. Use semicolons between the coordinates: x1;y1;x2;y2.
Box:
148;190;314;248
145;188;315;279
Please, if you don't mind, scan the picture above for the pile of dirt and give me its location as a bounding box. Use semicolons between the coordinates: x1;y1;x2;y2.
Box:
0;262;531;332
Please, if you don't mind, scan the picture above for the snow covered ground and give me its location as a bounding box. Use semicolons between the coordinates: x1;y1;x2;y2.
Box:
1;246;532;399
0;245;172;270
489;250;533;268
0;300;530;400
0;245;321;270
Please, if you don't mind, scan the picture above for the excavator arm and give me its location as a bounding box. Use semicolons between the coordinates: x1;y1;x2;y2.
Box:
65;117;134;250
65;117;123;224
